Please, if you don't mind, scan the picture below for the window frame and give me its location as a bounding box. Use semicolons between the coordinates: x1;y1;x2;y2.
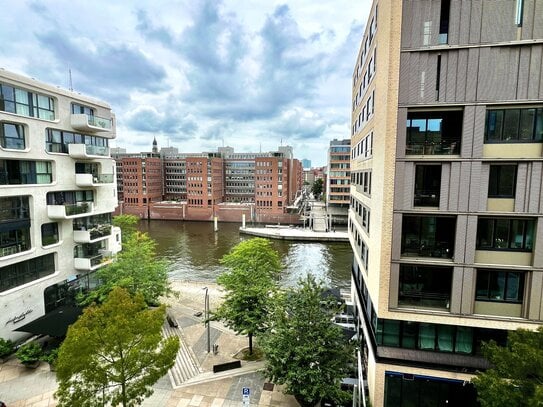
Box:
476;269;525;303
476;217;534;252
484;107;543;143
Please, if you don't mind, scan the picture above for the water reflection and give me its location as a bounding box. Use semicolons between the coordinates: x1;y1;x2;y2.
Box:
138;220;351;288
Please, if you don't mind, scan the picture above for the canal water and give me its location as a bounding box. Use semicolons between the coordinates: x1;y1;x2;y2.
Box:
138;220;352;289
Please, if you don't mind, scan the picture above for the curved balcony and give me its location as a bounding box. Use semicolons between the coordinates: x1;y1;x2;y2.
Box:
74;251;112;271
68;144;110;160
75;173;114;187
73;225;112;244
47;202;93;219
71;113;113;134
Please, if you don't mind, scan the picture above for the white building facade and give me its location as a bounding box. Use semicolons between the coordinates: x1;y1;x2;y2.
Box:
0;70;121;340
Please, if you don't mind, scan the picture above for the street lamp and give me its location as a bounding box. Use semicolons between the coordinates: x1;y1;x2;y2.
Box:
203;287;211;353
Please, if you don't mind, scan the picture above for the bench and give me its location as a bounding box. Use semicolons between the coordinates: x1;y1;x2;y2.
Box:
213;360;241;373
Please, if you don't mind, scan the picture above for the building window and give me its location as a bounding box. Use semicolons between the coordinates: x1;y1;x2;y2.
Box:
488;164;516;198
0;160;52;185
485;108;543;142
406;111;462;155
46;128;108;154
414;165;441;206
401;216;456;258
476;218;534;251
476;269;524;303
0;83;55;120
0;122;25;150
71;103;94;116
0;253;55;292
41;223;59;246
399;265;452;310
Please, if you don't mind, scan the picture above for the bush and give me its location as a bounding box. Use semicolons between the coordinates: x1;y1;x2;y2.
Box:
41;348;59;366
16;342;42;366
0;338;15;359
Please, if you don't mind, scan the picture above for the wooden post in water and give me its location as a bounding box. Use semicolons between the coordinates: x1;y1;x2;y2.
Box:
242;214;246;229
214;216;218;232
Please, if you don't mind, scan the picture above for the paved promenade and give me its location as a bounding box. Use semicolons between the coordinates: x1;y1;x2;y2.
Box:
0;282;299;406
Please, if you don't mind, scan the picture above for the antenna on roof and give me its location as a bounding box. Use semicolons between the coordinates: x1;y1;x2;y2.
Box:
68;69;73;92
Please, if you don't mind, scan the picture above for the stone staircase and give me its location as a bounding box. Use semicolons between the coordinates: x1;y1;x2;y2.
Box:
163;323;201;387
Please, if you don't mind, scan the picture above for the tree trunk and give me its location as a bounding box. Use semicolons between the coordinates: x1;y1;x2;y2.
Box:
248;333;253;355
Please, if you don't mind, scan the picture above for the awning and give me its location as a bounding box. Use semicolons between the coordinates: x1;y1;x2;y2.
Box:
14;305;82;337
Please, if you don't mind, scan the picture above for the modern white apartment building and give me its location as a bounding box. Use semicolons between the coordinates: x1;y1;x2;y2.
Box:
0;70;121;340
350;1;543;406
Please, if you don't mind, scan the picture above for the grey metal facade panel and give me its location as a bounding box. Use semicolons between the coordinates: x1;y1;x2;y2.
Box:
463;105;479;158
517;47;532;100
477;47;497;100
460;267;476;315
529;162;542;213
399;54;411;104
394;162;406;210
469;0;483;44
388;262;399;309
443;51;456;102
534;0;543;39
456;49;469;101
533;220;543;268
464;215;478;265
458;162;472;212
454;214;468;263
440;163;451;210
515;163;529;212
450;266;464;314
521;0;536;40
400;1;414;49
466;48;480;101
528;271;543;320
479;163;490;212
528;45;543;100
448;162;461;211
396;108;408;157
468;161;482;212
447;1;462;45
401;0;441;48
403;162;414;210
391;213;403;261
472;106;486;159
458;0;473;44
481;0;516;43
407;52;420;102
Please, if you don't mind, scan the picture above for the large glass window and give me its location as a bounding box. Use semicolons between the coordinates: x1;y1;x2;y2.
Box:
414;165;441;206
41;223;59;246
488;164;517;198
476;269;524;303
0;83;54;120
401;216;456;258
0;253;55;292
46;128;108;154
0;160;52;185
0;122;25;150
0;196;30;222
485;107;543;142
0;227;30;257
399;265;452;309
476;218;534;251
406;110;462;155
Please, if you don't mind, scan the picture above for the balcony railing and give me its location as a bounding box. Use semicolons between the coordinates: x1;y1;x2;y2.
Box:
73;225;112;243
47;202;93;219
68;143;110;159
406;141;460;155
0;242;29;257
74;251;112;271
75;173;114;187
414;189;440;207
71;113;113;133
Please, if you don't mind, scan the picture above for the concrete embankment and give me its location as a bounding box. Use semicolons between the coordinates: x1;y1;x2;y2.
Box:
239;226;349;242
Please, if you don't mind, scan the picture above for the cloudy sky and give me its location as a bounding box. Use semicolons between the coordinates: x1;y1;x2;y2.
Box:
1;0;370;166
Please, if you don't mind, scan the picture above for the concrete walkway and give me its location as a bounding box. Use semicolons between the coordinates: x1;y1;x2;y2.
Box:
240;226;348;242
0;288;299;406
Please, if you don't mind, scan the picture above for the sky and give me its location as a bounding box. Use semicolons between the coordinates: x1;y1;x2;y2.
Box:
1;0;371;166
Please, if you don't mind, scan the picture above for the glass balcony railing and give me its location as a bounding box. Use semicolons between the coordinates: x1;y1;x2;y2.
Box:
1;242;29;257
95;174;114;183
87;115;112;130
406;140;460;155
85;145;109;156
65;202;92;216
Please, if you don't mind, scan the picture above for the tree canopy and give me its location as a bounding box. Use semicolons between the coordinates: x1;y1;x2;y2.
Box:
55;287;179;407
81;231;170;306
260;275;353;407
213;238;282;354
472;326;543;407
112;214;139;243
312;178;323;198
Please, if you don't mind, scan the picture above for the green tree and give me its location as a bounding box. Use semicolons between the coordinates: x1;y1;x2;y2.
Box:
81;231;170;306
312;178;323;197
261;275;353;407
113;214;139;243
472;326;543;407
213;238;281;355
56;287;179;407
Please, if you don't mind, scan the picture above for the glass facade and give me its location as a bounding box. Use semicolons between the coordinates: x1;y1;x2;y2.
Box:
0;159;52;184
406;111;463;155
488;164;517;198
414;165;441;206
485;107;543;142
401;216;456;258
476;269;524;303
0;122;25;150
0;253;55;292
476;218;534;251
46;128;108;154
399;264;452;309
0;83;55;120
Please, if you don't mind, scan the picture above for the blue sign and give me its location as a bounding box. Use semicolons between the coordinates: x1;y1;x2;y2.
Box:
242;387;250;396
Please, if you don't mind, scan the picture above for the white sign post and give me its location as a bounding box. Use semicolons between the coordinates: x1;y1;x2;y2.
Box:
242;387;250;406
